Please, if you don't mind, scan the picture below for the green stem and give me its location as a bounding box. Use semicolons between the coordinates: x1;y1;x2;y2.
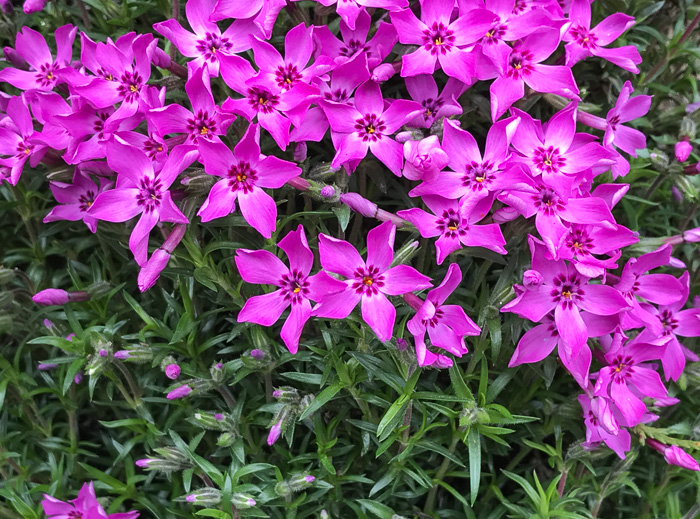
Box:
643;11;700;85
424;431;461;514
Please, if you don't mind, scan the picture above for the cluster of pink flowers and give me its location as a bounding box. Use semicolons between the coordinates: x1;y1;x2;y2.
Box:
4;0;697;467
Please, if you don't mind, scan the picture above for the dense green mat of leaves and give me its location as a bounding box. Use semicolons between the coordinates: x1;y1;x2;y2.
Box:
1;0;700;518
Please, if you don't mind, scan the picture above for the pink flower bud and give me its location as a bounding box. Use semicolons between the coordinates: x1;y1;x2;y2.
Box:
272;390;283;398
43;319;55;330
675;139;692;162
523;270;543;288
250;349;265;359
33;289;70;306
267;420;282;446
434;355;453;369
664;445;700;471
671;185;683;202
304;475;315;483
403;136;448;182
165;363;181;380
247;499;256;507
167;385;192;400
0;0;12;13
66;333;76;341
38;363;58;371
135;459;152;468
152;47;171;68
293;142;307;162
186;494;196;503
23;0;48;13
138;249;171;292
114;350;131;360
683;227;700;243
215;413;224;421
396;338;408;351
340;193;377;218
3;47;28;69
74;372;83;384
371;63;396;83
99;349;108;357
320;185;335;199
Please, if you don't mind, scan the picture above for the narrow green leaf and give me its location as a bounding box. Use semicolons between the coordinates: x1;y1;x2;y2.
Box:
298;384;342;420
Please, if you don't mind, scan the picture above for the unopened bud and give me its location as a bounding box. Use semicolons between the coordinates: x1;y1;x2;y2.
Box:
178;488;222;506
33;288;89;306
165;363;181;379
396;338;408;351
23;0;48;14
293;142;307;162
167;384;192;400
217;431;237;447
395;128;424;143
309;162;340;180
2;48;27;69
38;363;58;371
74;371;83;384
115;344;153;363
210;361;224;382
152;47;172;68
250;349;265;360
272;386;299;403
231;493;256;508
523;270;543;288
340;192;377;218
191;411;226;430
371;63;396;83
675;139;692;162
320;185;335;199
390;239;419;267
267;419;283;446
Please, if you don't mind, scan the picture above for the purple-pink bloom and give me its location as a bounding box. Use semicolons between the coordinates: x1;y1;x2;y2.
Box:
391;0;497;84
646;440;700;471
210;0;285;39
0;95;49;184
490;28;579;121
235;225;347;353
409;117;522;200
167;384;192;400
137;223;187;292
23;0;48;14
197;123;300;237
153;0;259;76
317;0;407;31
405;75;467;129
44;168;112;233
147;66;234;148
0;24;77;92
42;481;139;519
33;289;89;306
321;81;422;175
675;139;692;162
578;393;630;459
313;221;432;342
593;339;667;427
165;363;181;380
502;237;630;356
402;135;449;182
564;0;641;73
267;418;283;445
398;195;507;264
406;263;480;367
88;142;198;266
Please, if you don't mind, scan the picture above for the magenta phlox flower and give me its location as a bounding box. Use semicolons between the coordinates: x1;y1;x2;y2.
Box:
42;481;139;519
555;222;637;278
88;141;198;266
314;10;398;69
405;75;467;129
510;104;614;195
197;123;301;237
147;66;233;149
0;24;77;92
564;0;641;73
313;221;432;342
317;0;407;31
138;223;187;292
461;0;568;70
603;81;651;177
578;393;631;459
615;244;684;335
321;81;422;175
68;35;158;120
406;263;480;367
409;117;522;200
636;271;700;381
44;167;112;233
236;225;347;353
22;91;74;152
647;441;700;471
398;195;507;264
402;135;449;182
0;95;48;184
219;54;318;150
490;28;579;120
502;236;630;356
391;0;498;83
210;0;286;39
593;338;667;427
291;53;370;143
154;0;260;76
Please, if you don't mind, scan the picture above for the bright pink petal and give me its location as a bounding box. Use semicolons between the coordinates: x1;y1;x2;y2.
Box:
312;287;360;319
509;323;557;366
235;248;287;286
318;234;365;277
280;299;312;354
238;290;289;326
129;211;159;267
366;221;395;271
382;265;432;295
238;187;277;238
278;225;313;276
88;188;141;222
361;293;396;341
555;303;588;356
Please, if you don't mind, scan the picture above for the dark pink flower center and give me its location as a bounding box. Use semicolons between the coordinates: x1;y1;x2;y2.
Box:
68;512;84;518
422;305;444;328
463;161;495;191
324;88;349;103
15;139;33;159
533;146;565;174
78;190;96;212
659;309;678;336
483;24;507;44
437;208;467;238
607;114;620;131
93;111;110;138
533;187;566;216
422;22;456;54
118;71;144;103
143;137;164;159
247;87;279;114
565;229;593;257
506;51;534;79
610;354;634;382
35;62;57;88
570;26;598;49
137;177;163;213
421;97;444;121
275;64;302;90
280;270;310;305
227;162;257;193
351;265;384;296
354;114;385;142
196;32;232;62
551;272;584;309
187;110;217;141
339;39;370;58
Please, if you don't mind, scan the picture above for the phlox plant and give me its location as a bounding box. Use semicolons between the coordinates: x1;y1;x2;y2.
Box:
0;0;699;518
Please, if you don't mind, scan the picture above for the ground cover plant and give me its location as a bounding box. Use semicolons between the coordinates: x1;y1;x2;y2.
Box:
1;0;700;517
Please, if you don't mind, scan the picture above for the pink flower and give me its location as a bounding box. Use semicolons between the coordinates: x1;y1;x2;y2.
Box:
578;393;630;459
317;0;407;31
44;168;112;233
210;0;285;39
661;444;700;471
33;289;89;306
0;95;49;184
137;224;187;292
165;363;181;380
197;124;300;237
675;139;692;162
406;264;480;367
267;419;283;445
235;225;347;353
42;481;139;519
313;221;432;342
405;75;468;129
167;384;192;400
402;135;449;182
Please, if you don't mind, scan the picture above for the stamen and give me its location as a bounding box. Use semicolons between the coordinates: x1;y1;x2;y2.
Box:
200;126;209;135
561;290;571;299
129;85;138;93
236;174;247;182
362;276;373;286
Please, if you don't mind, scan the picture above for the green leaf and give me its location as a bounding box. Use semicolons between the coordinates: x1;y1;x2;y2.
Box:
357;499;395;519
298;384;342;420
332;205;351;232
376;394;409;441
468;428;481;505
